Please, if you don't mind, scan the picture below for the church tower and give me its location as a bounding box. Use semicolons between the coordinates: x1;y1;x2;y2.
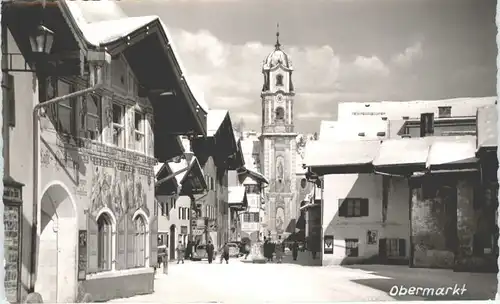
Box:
260;25;298;239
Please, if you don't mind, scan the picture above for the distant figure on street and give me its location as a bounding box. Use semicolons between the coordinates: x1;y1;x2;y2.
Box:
186;240;194;260
264;238;271;262
275;236;284;263
244;242;251;260
176;241;185;264
206;241;215;264
292;240;299;261
221;242;230;264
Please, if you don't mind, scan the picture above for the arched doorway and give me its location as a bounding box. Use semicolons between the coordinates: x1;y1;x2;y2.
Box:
169;225;176;260
36;183;77;303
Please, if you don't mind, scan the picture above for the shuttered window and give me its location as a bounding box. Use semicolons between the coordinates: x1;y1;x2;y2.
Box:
338;198;369;217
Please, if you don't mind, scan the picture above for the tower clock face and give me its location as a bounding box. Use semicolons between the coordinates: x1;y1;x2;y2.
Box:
276;94;283;102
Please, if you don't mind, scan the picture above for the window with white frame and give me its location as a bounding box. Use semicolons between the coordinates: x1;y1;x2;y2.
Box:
112;103;125;147
134;111;146;153
80;94;102;141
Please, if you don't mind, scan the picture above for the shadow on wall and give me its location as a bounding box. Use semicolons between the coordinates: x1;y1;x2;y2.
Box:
345;264;498;301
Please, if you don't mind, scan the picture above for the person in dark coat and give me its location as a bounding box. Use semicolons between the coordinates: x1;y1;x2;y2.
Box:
264;238;271;261
206;241;215;264
185;240;193;260
292;240;299;261
221;242;230;264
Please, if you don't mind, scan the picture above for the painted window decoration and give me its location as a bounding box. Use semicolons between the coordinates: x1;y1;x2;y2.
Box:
112;103;125;147
134;111;146;153
276;74;283;86
57;80;77;136
338;198;369;217
97;213;112;272
134;215;147;267
80;94;102;141
367;230;378;245
345;238;359;257
275;106;285;121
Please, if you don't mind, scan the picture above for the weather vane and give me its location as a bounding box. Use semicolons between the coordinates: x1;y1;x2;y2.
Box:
275;22;281;49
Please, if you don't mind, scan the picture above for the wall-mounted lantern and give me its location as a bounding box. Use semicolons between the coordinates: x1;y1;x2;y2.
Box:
29;25;54;55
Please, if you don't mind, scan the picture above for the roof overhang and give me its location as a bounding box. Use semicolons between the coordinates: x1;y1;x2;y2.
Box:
228;186;248;211
304;140;381;176
208;111;243;170
237;167;269;185
176;157;208;196
4;1;84;75
57;3;209;160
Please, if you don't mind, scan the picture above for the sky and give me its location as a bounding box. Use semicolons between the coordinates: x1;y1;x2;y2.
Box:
113;0;496;133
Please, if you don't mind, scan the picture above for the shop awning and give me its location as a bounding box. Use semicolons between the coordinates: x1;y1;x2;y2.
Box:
477;105;497;152
228;186;248;211
304;140;381;175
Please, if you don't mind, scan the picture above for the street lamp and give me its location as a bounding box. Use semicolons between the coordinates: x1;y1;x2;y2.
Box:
29;25;54;55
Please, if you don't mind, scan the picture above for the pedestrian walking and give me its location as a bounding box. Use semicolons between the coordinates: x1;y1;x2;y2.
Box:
206;241;215;264
292;240;299;261
264;238;271;262
221;242;230;264
275;236;283;264
176;241;185;264
244;242;251;260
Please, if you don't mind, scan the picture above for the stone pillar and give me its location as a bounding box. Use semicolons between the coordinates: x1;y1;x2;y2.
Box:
455;179;475;270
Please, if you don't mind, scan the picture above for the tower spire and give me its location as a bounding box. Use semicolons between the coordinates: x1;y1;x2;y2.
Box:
275;22;281;50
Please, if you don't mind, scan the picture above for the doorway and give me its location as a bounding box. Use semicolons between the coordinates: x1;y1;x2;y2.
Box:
36;183;77;303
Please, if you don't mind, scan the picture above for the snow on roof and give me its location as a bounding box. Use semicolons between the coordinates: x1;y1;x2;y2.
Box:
207;110;228;136
228;186;246;204
64;1;210;113
304;140;381;168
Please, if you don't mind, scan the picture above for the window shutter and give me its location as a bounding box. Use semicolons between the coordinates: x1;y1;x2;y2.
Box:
126;215;136;268
338;199;347;217
116;215;127;270
398;239;406;257
378;238;387;259
360;199;369;216
5;74;15;127
150;216;158;267
86;212;99;273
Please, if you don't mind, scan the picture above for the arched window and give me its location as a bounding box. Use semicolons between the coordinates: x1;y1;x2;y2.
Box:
97;213;112;271
135;215;147;267
276;74;283;86
275;107;285;121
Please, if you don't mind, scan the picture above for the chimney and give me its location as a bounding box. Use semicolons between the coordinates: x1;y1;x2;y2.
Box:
420;113;434;137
